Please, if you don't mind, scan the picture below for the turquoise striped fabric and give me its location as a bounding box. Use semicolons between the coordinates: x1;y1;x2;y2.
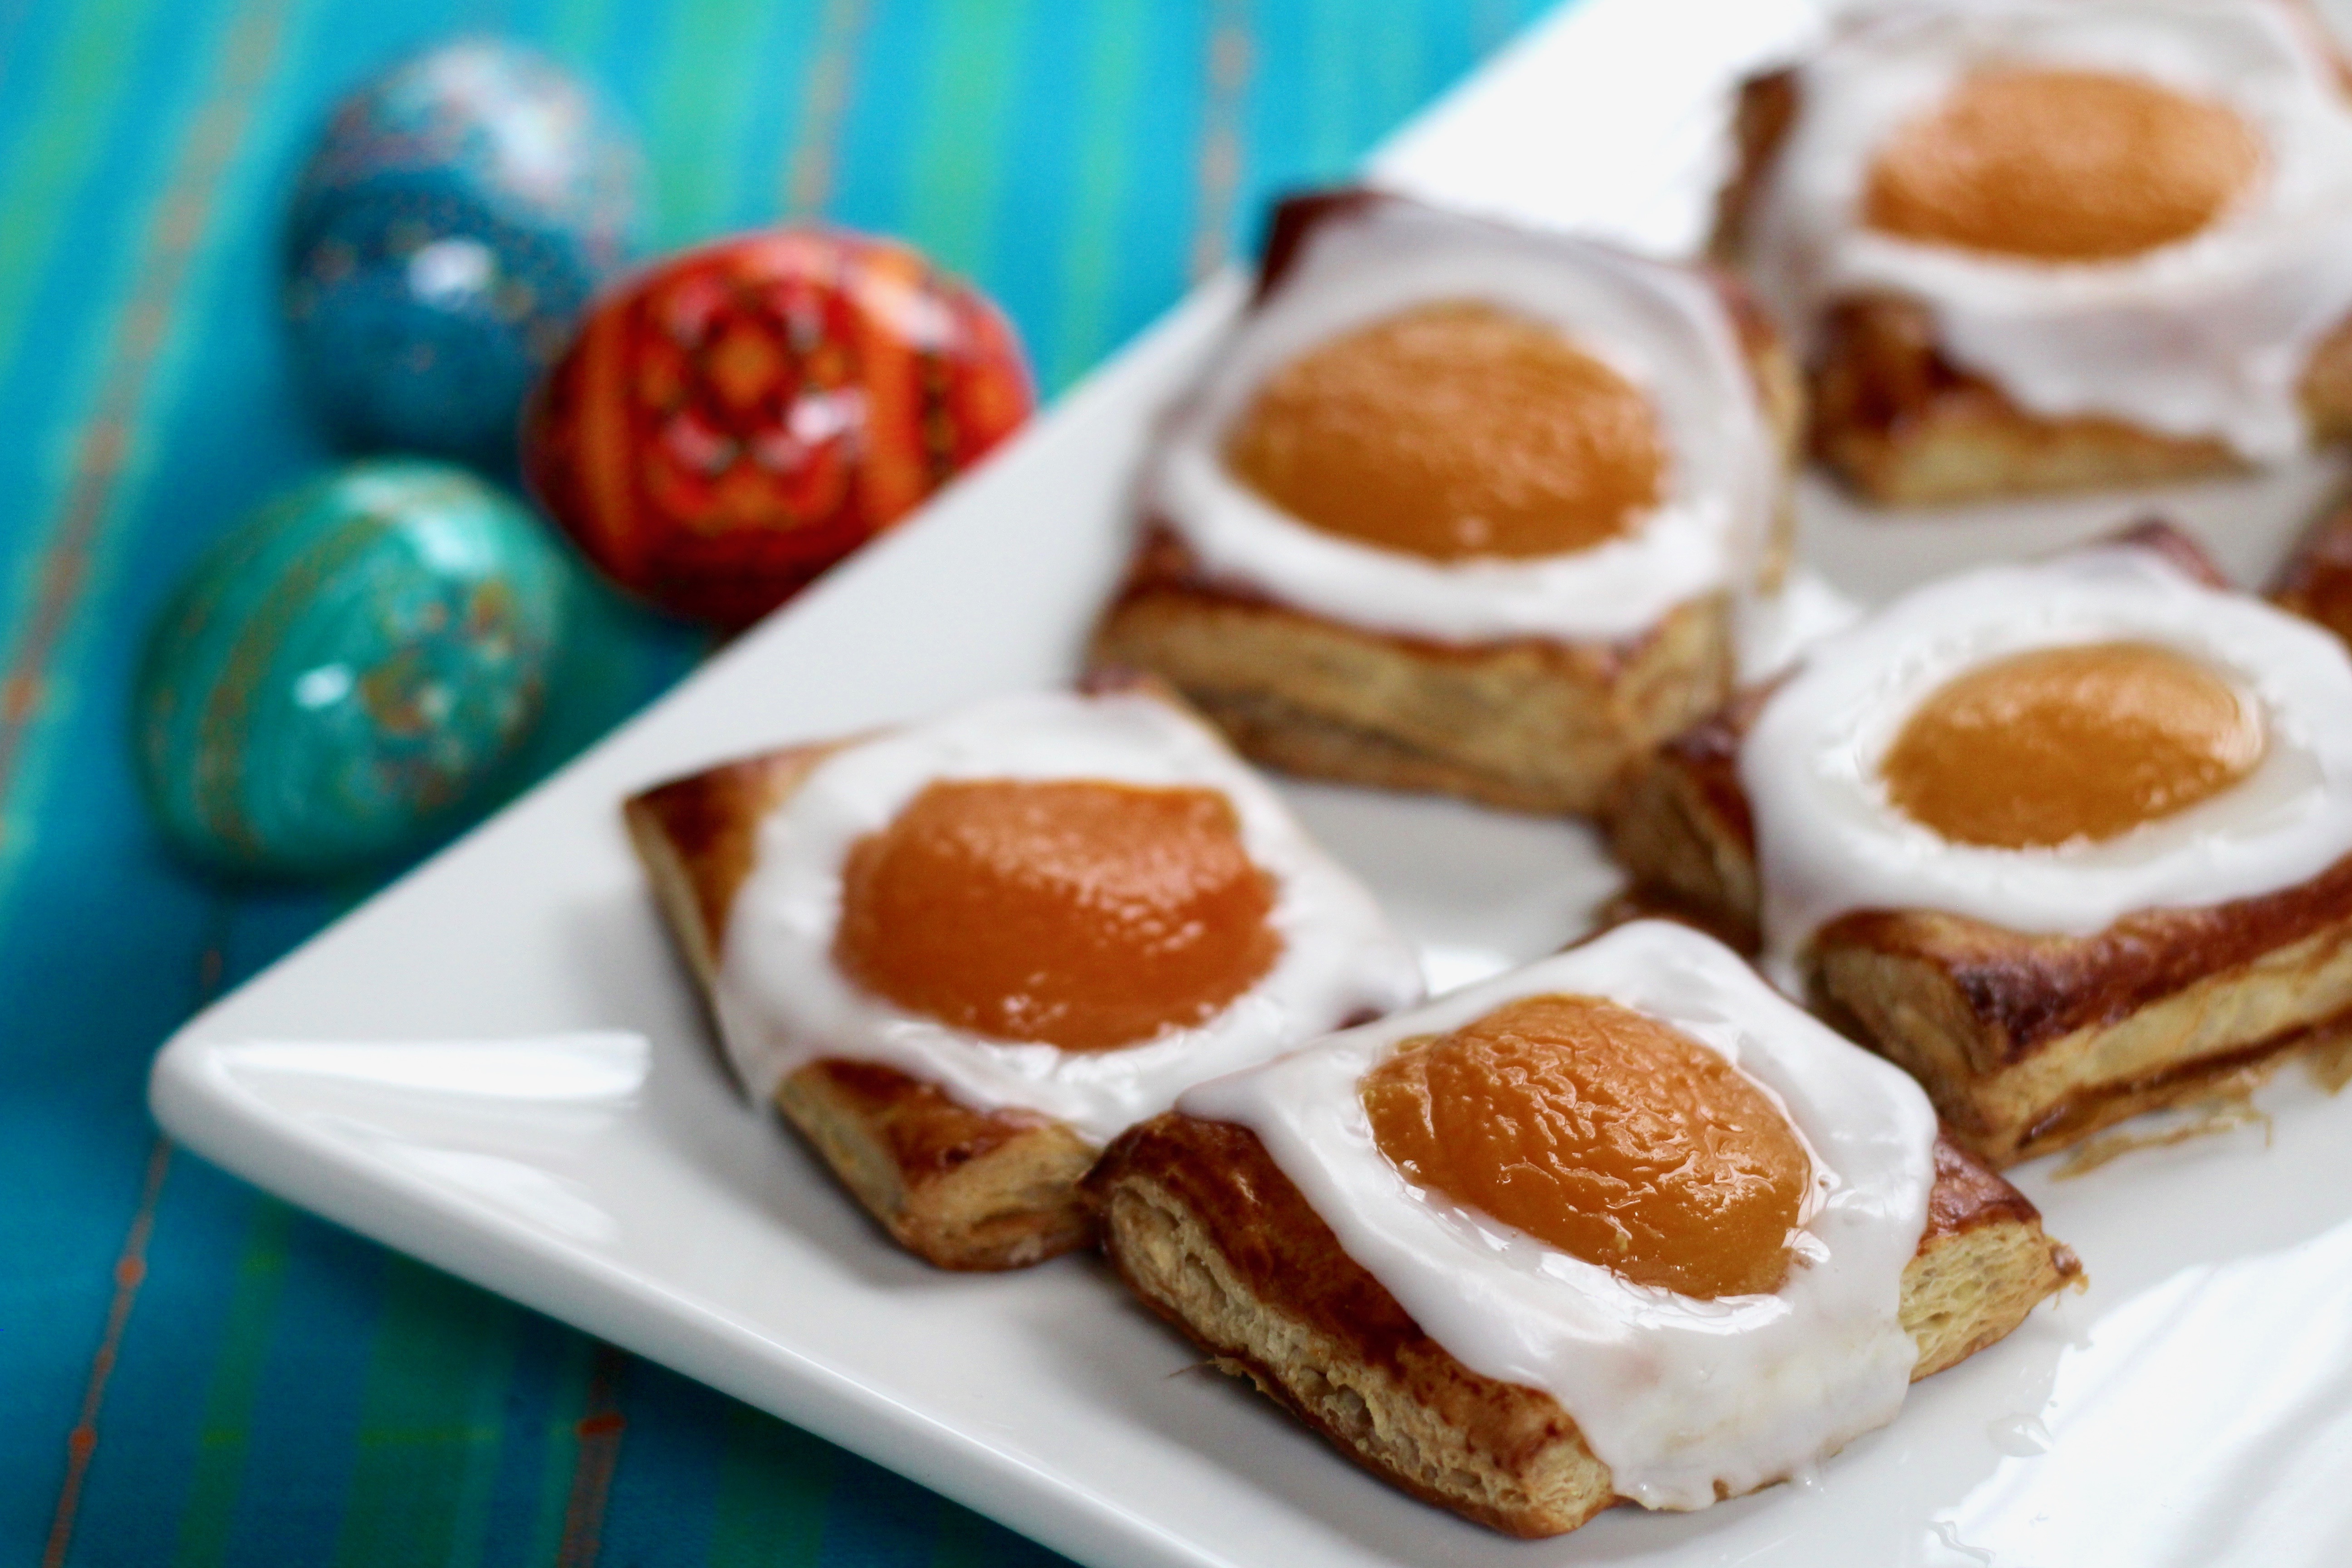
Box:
0;2;1559;1561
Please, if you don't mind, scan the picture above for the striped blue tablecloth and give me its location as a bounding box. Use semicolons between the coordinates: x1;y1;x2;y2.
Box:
0;1;1558;1560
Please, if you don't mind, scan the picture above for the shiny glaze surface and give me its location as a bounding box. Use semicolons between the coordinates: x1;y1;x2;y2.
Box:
1863;68;2263;262
1362;993;1808;1298
1150;194;1777;643
1185;921;1938;1512
1742;543;2352;970
1742;0;2352;461
1882;641;2264;849
834;779;1279;1052
1225;300;1665;560
713;690;1421;1142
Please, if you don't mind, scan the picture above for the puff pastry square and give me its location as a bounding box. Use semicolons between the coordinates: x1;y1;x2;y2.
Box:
1090;190;1802;816
1715;63;2352;507
625;745;1098;1270
1088;1112;2077;1537
1610;527;2352;1164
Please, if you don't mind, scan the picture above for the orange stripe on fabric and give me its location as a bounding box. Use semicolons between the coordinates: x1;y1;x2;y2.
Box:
42;1135;175;1568
0;0;294;857
551;1341;630;1568
48;896;234;1568
1190;0;1255;281
782;0;875;217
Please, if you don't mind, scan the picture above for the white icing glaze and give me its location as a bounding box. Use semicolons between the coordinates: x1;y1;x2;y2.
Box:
1741;544;2352;975
1148;199;1779;643
1746;0;2352;461
713;690;1423;1144
1181;919;1939;1513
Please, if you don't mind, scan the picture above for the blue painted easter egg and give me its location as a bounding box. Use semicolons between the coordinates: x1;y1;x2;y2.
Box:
135;460;571;879
283;40;638;461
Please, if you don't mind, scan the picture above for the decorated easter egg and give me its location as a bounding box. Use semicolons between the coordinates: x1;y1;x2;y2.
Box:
521;226;1034;626
135;460;570;879
283;40;637;461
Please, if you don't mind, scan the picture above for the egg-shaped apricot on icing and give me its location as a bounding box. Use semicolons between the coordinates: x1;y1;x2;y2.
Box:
835;778;1282;1052
1881;640;2264;849
1224;300;1667;561
1362;992;1809;1299
1862;67;2264;262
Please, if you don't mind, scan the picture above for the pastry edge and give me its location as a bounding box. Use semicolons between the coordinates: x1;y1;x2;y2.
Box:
1606;522;2352;1165
1089;190;1803;818
1087;1113;2078;1538
623;736;1103;1270
1090;533;1738;817
1712;68;2352;507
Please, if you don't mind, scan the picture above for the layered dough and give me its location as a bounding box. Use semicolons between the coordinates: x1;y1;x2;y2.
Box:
1093;190;1800;814
1094;1117;2077;1536
1175;922;1943;1513
1089;923;2078;1536
1719;0;2352;502
624;681;1421;1268
1609;525;2352;1163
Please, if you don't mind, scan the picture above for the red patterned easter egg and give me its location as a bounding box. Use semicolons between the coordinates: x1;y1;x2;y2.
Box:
522;227;1033;625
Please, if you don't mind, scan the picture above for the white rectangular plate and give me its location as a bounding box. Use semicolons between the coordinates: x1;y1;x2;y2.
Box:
153;3;2352;1564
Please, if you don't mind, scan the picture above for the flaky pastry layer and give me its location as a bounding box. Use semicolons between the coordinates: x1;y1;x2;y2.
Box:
1606;527;2352;1164
1713;69;2352;506
626;739;1105;1269
1088;1113;2078;1537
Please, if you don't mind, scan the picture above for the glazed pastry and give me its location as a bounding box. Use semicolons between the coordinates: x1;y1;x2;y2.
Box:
1087;920;2079;1538
1609;524;2352;1164
1717;0;2352;505
623;680;1421;1268
1090;190;1800;816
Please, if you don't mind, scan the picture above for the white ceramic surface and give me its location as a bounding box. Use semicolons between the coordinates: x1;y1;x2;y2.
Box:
152;2;2352;1563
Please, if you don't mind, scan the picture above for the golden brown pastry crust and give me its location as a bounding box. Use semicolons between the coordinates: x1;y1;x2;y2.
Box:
777;1059;1097;1269
624;739;1102;1270
1713;70;2352;505
1093;527;1736;815
1086;1112;2078;1538
1811;871;2352;1162
626;744;844;988
1088;190;1803;818
1606;528;2352;1164
1603;679;1774;951
1804;294;2251;506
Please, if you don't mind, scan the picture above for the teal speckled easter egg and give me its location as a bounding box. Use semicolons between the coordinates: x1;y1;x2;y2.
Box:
135;459;569;879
